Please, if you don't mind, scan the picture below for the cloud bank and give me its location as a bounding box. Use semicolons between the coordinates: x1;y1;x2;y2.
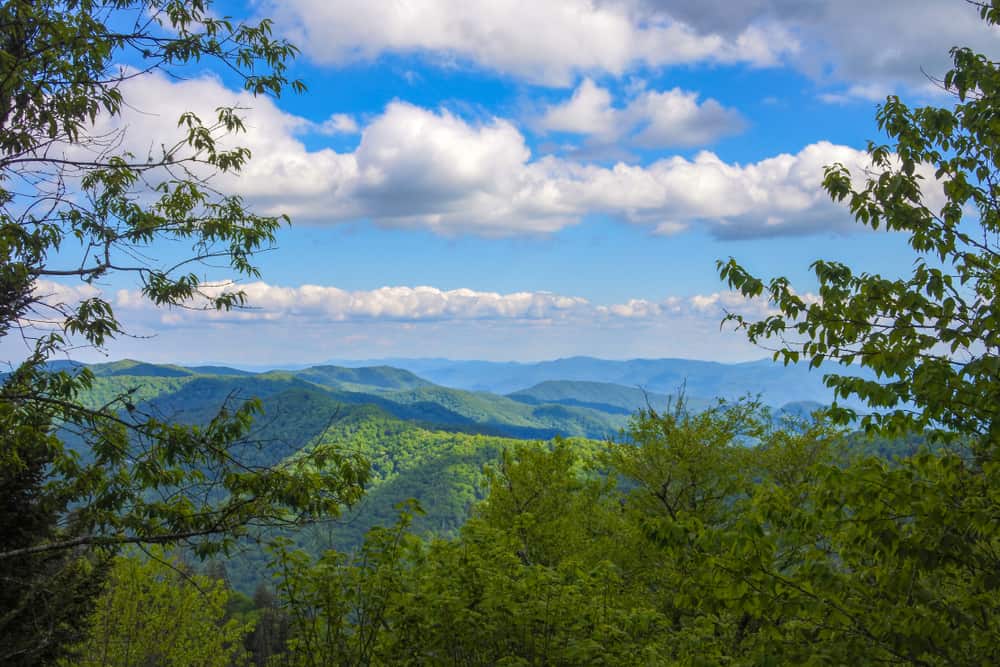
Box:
254;0;999;98
102;71;909;239
106;280;782;327
10;278;790;364
256;0;797;86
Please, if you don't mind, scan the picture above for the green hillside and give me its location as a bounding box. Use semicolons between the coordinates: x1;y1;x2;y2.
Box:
89;359;195;378
377;385;627;438
74;360;837;451
509;379;696;414
292;365;432;392
298;416;600;547
224;413;602;592
76;375;196;411
75;361;629;440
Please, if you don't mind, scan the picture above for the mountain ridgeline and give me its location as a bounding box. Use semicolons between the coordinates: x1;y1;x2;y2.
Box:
66;357;842;591
321;355;875;406
76;356;842;441
58;356;936;659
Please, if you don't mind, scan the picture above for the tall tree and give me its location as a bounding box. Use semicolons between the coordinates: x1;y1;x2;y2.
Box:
63;552;251;667
714;0;1000;662
718;0;1000;447
0;1;367;661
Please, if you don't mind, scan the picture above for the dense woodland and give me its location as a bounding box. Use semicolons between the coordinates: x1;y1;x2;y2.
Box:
39;379;967;665
5;0;1000;665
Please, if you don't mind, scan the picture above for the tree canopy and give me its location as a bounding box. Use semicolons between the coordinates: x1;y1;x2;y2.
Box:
0;2;367;661
719;0;1000;448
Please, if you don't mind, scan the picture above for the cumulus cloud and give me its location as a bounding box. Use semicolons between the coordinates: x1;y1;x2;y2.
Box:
623;0;1000;98
256;0;799;86
186;283;591;322
250;0;998;96
538;78;745;148
315;113;360;135
538;79;619;140
5;279;792;365
107;279;783;329
97;70;944;239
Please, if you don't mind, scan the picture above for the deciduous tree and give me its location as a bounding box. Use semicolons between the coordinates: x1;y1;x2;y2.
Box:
719;1;1000;447
0;2;367;661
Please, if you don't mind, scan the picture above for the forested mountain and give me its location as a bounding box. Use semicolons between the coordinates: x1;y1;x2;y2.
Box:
101;355;868;408
325;355;876;406
77;360;630;440
68;358;843;593
76;357;843;442
508;380;691;414
37;360;970;662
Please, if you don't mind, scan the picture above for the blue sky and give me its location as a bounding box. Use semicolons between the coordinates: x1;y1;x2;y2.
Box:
17;0;1000;366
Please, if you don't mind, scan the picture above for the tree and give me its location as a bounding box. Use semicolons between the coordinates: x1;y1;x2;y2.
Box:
0;1;368;660
0;416;108;665
63;552;251;667
244;583;291;667
718;0;1000;448
712;1;1000;662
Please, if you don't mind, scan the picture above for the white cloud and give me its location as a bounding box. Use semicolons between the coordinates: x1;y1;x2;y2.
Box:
315;113;359;135
625;0;1000;96
629;87;745;147
95;70;942;239
539;79;619;140
257;0;799;86
315;108;877;238
5;279;800;365
253;1;998;95
538;79;745;148
108;279;785;328
117;282;588;323
543;141;889;238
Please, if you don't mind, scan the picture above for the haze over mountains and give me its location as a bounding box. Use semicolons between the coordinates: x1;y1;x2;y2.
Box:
50;354;881;592
216;355;872;409
48;355;878;451
50;355;878;432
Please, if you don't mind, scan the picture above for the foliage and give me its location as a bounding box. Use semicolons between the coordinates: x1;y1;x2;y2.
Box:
270;397;1000;665
0;0;371;560
0;2;371;661
228;411;602;593
63;551;251;667
718;2;1000;444
299;416;601;545
242;583;292;667
700;2;1000;663
0;413;107;665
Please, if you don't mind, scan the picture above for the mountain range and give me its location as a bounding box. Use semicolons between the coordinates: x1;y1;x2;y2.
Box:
183;355;872;408
68;356;857;439
46;355;870;590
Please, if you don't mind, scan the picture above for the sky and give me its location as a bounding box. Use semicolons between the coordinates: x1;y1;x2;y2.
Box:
15;0;1000;366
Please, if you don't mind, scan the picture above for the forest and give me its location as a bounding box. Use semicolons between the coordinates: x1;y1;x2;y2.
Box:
4;0;1000;665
